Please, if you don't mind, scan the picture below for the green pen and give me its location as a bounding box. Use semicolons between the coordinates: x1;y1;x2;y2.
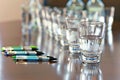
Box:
2;46;38;52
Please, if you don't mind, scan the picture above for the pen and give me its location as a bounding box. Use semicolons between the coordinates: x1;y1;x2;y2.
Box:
12;55;57;62
2;46;38;52
3;50;44;56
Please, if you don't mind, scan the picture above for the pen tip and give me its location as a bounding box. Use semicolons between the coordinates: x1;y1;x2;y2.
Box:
47;56;57;61
1;47;5;52
32;47;38;51
30;46;38;49
36;51;44;55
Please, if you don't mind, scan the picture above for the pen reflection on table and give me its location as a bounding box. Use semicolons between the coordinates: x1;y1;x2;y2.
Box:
80;63;103;80
15;60;57;64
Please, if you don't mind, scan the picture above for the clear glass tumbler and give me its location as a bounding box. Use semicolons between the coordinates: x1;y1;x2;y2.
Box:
78;21;105;63
66;17;80;53
105;6;115;31
57;14;69;46
21;4;31;46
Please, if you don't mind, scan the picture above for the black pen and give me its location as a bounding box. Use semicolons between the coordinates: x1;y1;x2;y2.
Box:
3;50;44;56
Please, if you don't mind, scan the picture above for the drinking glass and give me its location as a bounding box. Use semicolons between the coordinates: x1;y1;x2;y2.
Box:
41;7;47;31
105;6;115;31
45;7;53;37
66;17;80;53
56;14;69;46
78;21;105;63
21;4;31;46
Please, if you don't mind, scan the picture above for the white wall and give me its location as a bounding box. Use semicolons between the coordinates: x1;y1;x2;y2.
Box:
0;0;43;22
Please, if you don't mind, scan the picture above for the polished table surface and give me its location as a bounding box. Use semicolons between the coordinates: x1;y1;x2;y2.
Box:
0;20;120;80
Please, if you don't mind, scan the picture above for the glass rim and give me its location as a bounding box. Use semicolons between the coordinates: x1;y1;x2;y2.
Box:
80;20;106;29
65;16;81;21
80;20;104;24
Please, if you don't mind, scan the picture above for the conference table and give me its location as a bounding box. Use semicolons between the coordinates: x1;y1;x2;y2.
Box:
0;20;120;80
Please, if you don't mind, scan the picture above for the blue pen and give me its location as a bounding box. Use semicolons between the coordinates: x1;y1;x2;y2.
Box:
12;55;57;62
3;50;44;56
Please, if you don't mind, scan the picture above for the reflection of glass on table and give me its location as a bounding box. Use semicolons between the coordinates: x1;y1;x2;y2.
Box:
106;30;114;52
80;63;103;80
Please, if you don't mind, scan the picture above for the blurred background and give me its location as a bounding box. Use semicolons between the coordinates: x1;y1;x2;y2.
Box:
0;0;119;23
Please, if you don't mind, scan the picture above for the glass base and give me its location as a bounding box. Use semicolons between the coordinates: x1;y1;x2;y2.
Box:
69;45;80;54
81;54;101;64
60;40;69;46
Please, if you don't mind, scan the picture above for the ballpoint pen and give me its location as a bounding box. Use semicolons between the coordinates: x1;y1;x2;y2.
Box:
15;60;57;64
3;50;44;56
2;46;38;52
12;55;57;62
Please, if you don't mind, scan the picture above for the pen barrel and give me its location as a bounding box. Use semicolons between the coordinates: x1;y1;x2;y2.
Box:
5;51;44;56
2;46;38;51
12;56;57;62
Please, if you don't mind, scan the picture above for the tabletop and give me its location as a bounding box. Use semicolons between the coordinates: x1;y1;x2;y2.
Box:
0;20;120;80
